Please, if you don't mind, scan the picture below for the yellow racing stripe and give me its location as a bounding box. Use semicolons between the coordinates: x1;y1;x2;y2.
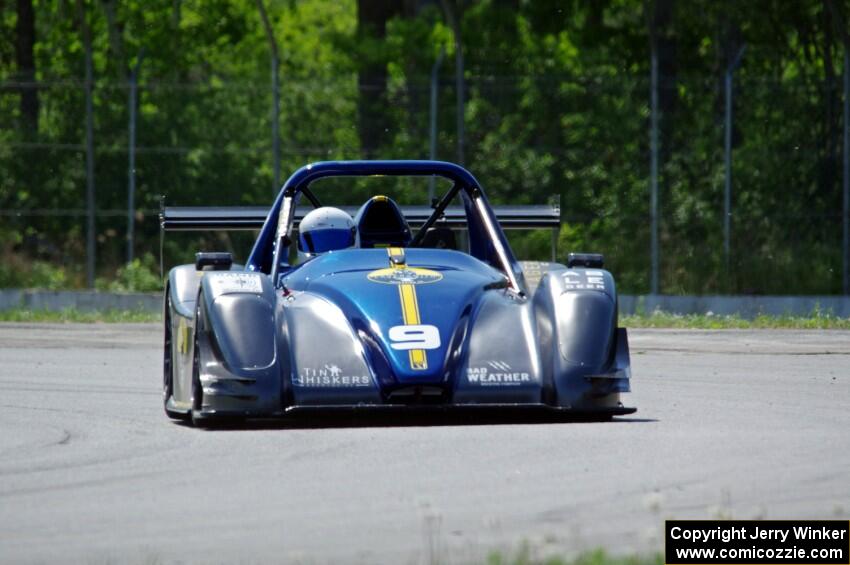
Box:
398;283;427;370
398;282;420;325
387;248;427;370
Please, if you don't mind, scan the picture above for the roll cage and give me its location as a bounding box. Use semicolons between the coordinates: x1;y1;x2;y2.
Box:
244;160;525;293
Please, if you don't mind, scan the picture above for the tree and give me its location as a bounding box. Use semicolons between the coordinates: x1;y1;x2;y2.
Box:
356;0;402;156
15;0;38;133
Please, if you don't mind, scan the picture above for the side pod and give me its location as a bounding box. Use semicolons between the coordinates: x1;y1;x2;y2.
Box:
533;265;631;411
193;271;282;417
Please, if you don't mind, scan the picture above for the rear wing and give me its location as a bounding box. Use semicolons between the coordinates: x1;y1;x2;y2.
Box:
160;202;561;260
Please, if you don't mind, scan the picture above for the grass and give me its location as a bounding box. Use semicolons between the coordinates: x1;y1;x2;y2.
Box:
621;311;850;329
61;548;663;565
484;547;662;565
0;307;848;329
0;307;161;323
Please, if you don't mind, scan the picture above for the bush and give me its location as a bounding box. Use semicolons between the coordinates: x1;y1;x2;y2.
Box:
0;259;69;290
97;253;162;293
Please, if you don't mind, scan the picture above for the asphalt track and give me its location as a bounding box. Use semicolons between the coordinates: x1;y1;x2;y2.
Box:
0;324;848;564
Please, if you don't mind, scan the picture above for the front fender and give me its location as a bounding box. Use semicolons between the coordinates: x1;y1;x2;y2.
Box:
279;292;381;406
534;265;629;409
168;264;201;319
168;262;248;319
454;292;544;403
199;272;277;372
194;272;281;416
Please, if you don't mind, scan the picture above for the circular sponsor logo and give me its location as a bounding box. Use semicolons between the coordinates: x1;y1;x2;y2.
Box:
367;267;443;285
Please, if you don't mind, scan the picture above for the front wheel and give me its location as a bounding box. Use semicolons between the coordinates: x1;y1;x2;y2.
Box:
190;300;206;427
163;291;189;421
189;295;243;428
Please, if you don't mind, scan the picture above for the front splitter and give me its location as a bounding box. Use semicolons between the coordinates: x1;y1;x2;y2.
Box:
282;402;636;419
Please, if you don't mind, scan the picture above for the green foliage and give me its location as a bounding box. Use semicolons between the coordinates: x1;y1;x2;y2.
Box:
1;1;847;294
622;311;850;329
0;307;160;323
486;547;662;565
0;259;69;290
96;253;162;292
0;306;845;328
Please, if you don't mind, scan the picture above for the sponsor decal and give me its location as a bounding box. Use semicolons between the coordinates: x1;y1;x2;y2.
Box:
372;248;440;371
293;364;372;387
208;272;264;295
389;324;441;350
367;267;443;285
466;362;532;386
176;316;191;354
521;262;547;288
561;269;606;291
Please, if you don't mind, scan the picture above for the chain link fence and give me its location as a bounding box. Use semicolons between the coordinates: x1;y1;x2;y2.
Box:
1;70;847;294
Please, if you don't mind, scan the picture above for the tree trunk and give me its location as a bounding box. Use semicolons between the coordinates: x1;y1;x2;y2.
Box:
440;0;464;164
716;12;742;143
822;3;837;198
100;0;126;70
15;0;38;133
651;0;676;158
356;0;401;157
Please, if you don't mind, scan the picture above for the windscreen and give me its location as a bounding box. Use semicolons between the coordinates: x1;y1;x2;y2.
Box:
299;227;356;253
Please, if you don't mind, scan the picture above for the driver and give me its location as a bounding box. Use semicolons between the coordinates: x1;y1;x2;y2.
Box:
297;207;357;262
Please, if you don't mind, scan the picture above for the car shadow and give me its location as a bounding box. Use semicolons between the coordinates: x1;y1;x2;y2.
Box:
183;412;657;431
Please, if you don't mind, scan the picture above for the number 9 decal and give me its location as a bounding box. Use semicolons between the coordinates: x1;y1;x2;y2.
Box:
388;324;441;350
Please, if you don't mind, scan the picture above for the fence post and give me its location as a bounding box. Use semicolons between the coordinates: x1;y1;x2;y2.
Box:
77;0;96;288
724;45;746;281
428;48;445;203
440;0;464;165
256;0;281;195
127;49;144;264
843;48;849;295
272;57;280;191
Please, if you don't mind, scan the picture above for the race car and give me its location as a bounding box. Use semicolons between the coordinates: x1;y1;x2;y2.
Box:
160;160;634;426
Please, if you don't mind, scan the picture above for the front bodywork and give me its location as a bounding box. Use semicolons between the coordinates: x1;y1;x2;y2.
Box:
162;160;634;423
165;250;633;421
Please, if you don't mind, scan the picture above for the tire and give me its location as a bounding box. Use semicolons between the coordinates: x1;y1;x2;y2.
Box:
190;299;206;427
189;296;241;428
163;290;189;421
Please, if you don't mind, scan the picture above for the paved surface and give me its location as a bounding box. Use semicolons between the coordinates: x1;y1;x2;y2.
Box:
0;324;848;564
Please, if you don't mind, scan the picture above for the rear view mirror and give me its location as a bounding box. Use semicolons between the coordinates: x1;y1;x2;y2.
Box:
566;252;604;268
195;252;233;271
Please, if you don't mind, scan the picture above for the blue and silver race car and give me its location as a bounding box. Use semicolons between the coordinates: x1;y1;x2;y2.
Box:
160;160;634;426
